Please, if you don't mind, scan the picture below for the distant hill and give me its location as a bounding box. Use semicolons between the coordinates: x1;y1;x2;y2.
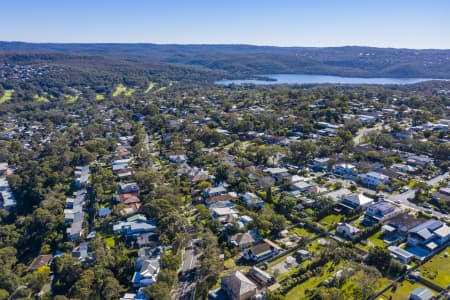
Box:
1;42;450;79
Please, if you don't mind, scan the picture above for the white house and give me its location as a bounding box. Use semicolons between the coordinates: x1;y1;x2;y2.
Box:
340;193;374;210
358;171;390;187
336;222;360;239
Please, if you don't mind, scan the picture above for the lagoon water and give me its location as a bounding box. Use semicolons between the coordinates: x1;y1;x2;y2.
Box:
216;74;439;85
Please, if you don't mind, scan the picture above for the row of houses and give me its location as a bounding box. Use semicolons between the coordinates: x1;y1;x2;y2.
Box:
65;166;90;241
0;162;16;210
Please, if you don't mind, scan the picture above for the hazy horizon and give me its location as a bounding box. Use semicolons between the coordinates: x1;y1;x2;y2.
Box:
1;41;450;51
1;0;449;49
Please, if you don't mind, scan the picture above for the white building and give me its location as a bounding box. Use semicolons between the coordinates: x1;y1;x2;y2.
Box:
358;171;390;187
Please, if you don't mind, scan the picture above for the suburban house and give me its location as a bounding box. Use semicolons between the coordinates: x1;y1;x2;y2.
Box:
221;271;257;300
406;155;433;167
27;254;53;272
339;193;374;210
72;242;90;261
243;239;280;262
168;153;187;163
387;246;415;264
210;206;239;224
407;219;450;253
204;186;227;199
132;258;160;288
248;266;274;286
240;192;264;208
310;157;330;171
228;232;256;250
296;249;312;261
119;182;140;194
334;163;357;179
358;171;390;188
264;167;291;181
113;215;157;236
409;287;435;300
363;201;403;225
336;222;360;239
65;186;86;241
74;165;90;187
205;193;236;207
112;158;131;172
291;180;313;192
382;214;427;239
0;177;16;210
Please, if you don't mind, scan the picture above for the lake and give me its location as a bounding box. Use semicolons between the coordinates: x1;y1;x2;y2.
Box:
215;74;441;85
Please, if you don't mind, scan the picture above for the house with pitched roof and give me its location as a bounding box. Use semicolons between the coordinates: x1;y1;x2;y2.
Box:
243;239;280;262
221;271;257;300
132;258;160;288
228;232;256;250
407;219;450;253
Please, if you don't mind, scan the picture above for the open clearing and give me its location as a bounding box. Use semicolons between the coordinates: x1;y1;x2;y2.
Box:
380;280;435;300
65;94;79;104
33;94;50;103
112;84;135;97
144;82;156;93
0;89;14;104
96;94;105;101
418;246;450;288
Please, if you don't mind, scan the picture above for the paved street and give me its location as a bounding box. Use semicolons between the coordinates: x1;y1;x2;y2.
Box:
174;239;201;300
382;172;449;219
353;122;383;145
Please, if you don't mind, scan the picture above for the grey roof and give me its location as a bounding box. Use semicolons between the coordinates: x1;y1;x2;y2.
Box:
410;287;434;300
410;219;443;235
222;271;256;297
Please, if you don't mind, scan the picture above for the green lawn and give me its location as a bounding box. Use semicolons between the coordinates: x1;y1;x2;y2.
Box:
33;94;49;103
124;88;135;96
357;230;386;251
112;84;127;97
0;89;14;104
144;82;155;93
419;247;450;288
95;94;105;101
382;280;434;300
289;227;315;239
319;214;342;229
65;94;79;104
156;86;167;93
285;261;340;299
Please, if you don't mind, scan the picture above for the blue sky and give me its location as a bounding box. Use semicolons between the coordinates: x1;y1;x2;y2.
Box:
1;0;449;49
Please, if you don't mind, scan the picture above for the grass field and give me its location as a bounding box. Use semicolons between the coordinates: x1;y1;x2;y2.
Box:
144;82;155;93
112;84;127;97
33;94;49;103
112;84;135;97
289;227;315;239
155;86;167;92
419;247;450;288
357;230;386;251
124;88;135;96
285;261;340;299
381;280;433;300
65;94;79;104
319;214;342;229
96;94;105;101
0;89;14;104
